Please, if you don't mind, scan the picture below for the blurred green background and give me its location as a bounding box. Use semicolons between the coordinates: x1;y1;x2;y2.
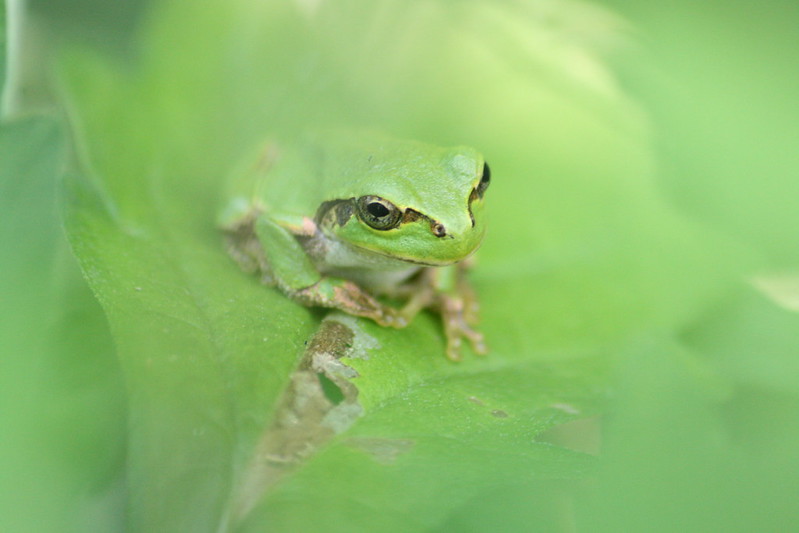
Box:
2;0;797;531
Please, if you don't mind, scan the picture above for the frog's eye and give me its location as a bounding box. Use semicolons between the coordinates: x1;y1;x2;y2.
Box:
356;195;403;230
476;162;491;198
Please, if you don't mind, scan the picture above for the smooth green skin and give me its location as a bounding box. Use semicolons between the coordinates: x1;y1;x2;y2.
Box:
224;130;486;261
221;130;488;352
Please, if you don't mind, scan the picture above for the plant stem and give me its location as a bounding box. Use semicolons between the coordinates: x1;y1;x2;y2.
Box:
2;0;54;118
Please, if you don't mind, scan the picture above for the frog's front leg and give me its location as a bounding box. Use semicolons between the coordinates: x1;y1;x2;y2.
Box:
254;216;406;327
430;263;487;361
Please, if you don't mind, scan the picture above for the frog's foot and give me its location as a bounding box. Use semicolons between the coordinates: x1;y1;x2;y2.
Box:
222;208;271;276
440;294;487;362
294;277;407;328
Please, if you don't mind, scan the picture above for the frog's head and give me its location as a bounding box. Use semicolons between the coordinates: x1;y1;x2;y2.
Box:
316;138;490;266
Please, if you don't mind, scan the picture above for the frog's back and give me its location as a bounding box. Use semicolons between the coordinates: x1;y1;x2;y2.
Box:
234;131;407;218
223;130;480;224
254;139;328;216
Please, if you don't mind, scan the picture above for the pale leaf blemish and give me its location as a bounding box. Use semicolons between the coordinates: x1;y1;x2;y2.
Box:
311;349;360;379
230;313;380;526
327;312;381;360
346;437;416;465
550;403;580;415
535;416;602;456
322;402;364;434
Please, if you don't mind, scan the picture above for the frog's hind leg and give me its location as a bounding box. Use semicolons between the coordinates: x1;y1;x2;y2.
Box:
253;216;406;328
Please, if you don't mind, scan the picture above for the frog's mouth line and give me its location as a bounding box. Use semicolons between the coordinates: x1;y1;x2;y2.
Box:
400;208;449;238
350;238;481;268
371;252;452;267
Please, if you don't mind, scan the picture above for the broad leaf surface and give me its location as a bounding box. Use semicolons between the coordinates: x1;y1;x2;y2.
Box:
57;0;768;531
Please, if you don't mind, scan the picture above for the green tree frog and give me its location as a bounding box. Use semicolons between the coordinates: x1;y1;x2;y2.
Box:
219;131;490;361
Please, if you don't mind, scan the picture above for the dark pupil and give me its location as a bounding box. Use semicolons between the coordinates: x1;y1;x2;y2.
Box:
481;162;491;185
367;202;390;218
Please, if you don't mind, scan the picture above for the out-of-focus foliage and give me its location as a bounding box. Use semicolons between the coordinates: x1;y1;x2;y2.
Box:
602;0;799;266
0;118;126;532
1;0;5;81
2;0;147;116
3;0;798;531
27;0;146;50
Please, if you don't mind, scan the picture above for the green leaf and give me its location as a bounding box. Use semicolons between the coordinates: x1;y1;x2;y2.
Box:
0;118;125;532
601;0;799;265
57;0;764;531
577;332;799;532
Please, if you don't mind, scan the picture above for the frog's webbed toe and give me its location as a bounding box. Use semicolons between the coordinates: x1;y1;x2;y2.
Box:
294;277;407;328
440;294;488;361
338;281;408;328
